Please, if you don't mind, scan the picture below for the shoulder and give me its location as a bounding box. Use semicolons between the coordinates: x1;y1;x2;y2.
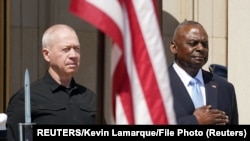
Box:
168;63;176;75
8;86;25;105
202;69;235;89
8;78;44;107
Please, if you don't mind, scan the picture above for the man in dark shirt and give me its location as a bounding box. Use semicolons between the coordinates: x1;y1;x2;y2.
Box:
6;24;97;141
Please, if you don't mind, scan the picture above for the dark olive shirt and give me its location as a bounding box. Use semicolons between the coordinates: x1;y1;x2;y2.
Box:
6;71;96;141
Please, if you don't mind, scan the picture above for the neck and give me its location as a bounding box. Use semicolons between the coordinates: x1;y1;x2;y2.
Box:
48;69;72;88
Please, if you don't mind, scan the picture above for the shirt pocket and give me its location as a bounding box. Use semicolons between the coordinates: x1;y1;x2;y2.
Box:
78;103;96;112
78;103;96;118
32;104;67;123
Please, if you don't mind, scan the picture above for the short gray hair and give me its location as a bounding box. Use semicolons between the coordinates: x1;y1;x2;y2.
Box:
42;24;76;48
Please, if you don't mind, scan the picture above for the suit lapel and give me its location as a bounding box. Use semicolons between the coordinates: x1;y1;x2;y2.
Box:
169;65;196;111
203;70;218;109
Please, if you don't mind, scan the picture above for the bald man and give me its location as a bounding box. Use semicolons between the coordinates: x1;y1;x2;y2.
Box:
168;20;238;125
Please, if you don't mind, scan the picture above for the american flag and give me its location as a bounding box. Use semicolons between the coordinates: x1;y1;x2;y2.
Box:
69;0;176;124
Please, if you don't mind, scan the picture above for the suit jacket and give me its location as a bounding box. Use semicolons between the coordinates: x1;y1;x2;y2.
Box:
168;64;238;124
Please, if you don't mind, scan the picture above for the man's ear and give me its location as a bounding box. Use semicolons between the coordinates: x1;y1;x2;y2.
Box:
42;48;50;62
170;41;177;54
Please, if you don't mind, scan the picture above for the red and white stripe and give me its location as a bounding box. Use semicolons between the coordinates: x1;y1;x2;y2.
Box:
70;0;176;124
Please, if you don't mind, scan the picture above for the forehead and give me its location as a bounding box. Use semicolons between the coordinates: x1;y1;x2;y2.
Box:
54;29;79;42
178;24;208;40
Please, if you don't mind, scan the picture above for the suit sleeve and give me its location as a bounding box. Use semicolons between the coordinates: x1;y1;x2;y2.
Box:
229;84;239;125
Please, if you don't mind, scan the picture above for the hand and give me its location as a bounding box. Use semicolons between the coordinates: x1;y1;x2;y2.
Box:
193;105;229;125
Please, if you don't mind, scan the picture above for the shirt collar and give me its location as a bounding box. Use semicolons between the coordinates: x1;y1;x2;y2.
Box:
173;62;204;86
43;71;77;92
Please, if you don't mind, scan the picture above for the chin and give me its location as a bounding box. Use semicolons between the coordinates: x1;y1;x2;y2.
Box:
66;69;77;74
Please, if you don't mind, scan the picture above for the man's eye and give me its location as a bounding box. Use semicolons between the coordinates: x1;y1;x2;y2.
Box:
188;42;198;47
202;42;208;48
188;41;208;48
63;48;70;52
74;47;80;52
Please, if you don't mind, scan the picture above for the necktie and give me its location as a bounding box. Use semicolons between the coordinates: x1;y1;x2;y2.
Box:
189;78;204;108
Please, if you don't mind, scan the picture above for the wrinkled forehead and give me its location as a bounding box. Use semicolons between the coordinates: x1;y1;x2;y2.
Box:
42;25;79;48
46;28;79;48
175;24;208;40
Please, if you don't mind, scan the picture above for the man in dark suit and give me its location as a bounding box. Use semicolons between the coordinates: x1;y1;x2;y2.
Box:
168;20;238;124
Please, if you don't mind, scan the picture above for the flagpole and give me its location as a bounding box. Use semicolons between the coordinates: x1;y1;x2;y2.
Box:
96;30;105;124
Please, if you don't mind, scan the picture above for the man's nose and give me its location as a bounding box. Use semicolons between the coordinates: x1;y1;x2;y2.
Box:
69;48;78;57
